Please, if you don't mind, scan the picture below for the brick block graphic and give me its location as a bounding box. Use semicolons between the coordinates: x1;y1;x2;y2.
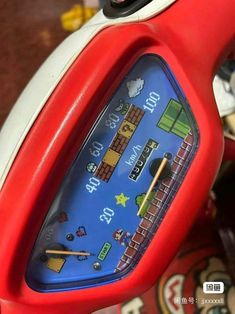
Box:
95;105;144;182
132;233;145;244
110;134;129;154
116;131;194;272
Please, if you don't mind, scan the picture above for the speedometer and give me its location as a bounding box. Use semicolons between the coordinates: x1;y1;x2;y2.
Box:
26;55;198;291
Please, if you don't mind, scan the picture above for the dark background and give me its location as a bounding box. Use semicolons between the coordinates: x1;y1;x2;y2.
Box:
0;0;86;127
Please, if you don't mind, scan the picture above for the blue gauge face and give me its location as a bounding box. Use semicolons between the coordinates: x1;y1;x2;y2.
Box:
26;54;199;292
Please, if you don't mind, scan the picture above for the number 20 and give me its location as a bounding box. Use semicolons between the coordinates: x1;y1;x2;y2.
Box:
99;208;114;224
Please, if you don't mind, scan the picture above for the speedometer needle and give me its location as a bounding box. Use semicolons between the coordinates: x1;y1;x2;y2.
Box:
45;249;92;256
137;156;169;217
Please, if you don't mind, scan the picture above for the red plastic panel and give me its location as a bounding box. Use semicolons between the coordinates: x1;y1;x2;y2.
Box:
0;0;234;312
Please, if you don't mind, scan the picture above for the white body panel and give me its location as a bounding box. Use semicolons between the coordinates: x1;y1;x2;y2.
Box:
213;76;235;117
0;0;176;190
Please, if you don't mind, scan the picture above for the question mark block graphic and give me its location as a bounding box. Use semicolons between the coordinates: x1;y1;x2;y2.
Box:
118;120;136;139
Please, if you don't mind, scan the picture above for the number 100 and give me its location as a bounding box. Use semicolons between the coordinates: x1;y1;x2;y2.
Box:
143;92;160;113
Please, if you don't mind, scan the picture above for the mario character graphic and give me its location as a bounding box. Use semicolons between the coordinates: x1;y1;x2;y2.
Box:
195;257;235;314
113;229;132;247
157;254;235;314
